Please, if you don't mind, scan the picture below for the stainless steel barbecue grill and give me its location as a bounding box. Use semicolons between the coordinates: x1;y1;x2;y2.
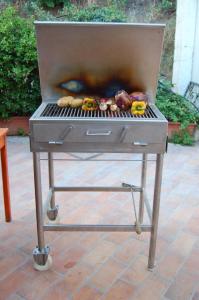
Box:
30;21;168;271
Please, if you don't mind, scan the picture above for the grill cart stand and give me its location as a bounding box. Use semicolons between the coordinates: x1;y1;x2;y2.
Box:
31;21;167;271
32;152;164;271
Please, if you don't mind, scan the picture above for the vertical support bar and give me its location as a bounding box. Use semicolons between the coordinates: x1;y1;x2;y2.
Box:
139;153;147;224
148;153;164;270
48;152;55;209
1;139;11;222
33;152;45;250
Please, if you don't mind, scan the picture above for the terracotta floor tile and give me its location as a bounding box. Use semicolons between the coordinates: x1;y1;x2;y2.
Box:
1;138;199;299
105;232;134;245
114;238;145;265
186;217;199;236
82;240;116;267
183;248;199;273
0;251;27;280
89;258;125;291
0;269;28;300
121;255;149;285
17;268;61;300
103;280;135;300
164;269;199;300
73;285;102;300
170;232;197;257
53;245;86;274
134;274;167;300
40;285;71;300
157;250;184;279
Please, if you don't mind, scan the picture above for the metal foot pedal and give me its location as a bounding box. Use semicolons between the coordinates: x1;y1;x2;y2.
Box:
122;182;142;235
47;205;59;221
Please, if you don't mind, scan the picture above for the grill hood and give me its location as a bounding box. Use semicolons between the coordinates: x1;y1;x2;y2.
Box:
35;21;165;104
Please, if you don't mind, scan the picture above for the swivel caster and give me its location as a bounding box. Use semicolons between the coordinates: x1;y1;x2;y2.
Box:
47;205;59;221
33;246;52;271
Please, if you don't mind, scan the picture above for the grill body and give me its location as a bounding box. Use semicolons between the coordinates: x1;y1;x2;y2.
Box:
30;103;167;153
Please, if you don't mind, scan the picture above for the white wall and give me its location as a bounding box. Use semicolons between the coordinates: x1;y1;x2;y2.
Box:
192;4;199;83
172;0;199;95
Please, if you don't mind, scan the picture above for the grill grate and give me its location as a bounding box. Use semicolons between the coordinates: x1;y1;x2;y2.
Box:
40;103;157;119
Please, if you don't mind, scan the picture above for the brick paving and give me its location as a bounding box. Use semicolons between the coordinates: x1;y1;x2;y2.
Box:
0;137;199;300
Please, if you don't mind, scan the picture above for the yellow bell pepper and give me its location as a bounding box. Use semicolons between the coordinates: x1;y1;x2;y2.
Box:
131;101;147;115
82;98;98;111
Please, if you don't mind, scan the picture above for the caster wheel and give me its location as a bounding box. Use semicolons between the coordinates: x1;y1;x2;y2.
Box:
135;222;142;235
33;255;52;271
46;214;60;225
47;205;59;221
148;262;156;272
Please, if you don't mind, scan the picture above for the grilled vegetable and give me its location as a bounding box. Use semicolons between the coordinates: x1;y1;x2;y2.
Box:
70;98;83;108
110;103;118;112
131;101;147;115
130;92;148;102
57;96;74;107
115;90;131;111
99;102;108;111
82;97;98;111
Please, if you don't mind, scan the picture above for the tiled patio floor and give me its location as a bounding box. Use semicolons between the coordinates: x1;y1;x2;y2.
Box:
0;137;199;300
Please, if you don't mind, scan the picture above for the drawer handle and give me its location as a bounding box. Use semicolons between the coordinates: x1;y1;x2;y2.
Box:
48;140;64;145
133;142;148;146
86;130;112;136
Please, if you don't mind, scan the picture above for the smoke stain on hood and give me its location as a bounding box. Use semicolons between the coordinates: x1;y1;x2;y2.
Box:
54;69;141;98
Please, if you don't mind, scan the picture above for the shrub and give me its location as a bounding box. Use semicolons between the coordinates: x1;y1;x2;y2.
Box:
39;0;70;8
170;130;194;146
158;0;176;14
22;1;58;20
156;80;199;129
0;6;41;119
156;80;199;145
60;3;127;22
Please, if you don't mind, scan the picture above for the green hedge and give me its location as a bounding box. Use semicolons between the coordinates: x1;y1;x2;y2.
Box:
156;81;199;129
60;4;126;22
0;5;126;119
0;7;41;119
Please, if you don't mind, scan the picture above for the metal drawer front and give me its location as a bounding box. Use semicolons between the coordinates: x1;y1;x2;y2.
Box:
33;124;125;144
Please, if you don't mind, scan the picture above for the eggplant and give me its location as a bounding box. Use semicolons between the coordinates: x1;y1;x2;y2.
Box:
115;90;131;111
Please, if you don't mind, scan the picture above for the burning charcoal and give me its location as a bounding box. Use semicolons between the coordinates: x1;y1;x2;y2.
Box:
115;90;131;111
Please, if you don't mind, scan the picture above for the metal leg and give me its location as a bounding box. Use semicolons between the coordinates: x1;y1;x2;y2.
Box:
148;154;164;270
47;152;58;220
32;152;51;269
48;152;55;208
139;153;147;224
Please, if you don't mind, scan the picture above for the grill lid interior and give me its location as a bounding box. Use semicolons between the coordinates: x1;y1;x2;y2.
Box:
35;22;165;104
